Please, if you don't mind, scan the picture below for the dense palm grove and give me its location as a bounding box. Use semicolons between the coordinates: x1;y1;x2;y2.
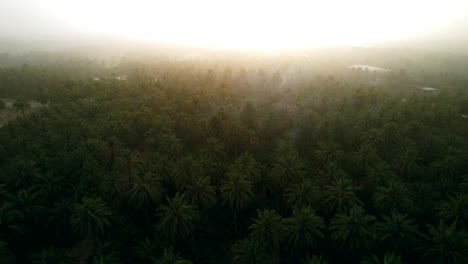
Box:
1;51;468;263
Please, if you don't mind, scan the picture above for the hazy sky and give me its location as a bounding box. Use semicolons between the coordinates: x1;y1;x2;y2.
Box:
1;0;468;49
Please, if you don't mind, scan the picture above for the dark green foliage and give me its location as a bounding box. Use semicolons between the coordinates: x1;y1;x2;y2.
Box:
1;53;468;263
70;197;112;239
329;206;376;254
156;193;199;242
232;237;269;264
375;212;422;252
31;247;73;264
423;221;468;263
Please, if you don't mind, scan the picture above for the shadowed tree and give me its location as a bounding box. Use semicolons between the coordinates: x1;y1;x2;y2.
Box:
373;179;412;214
185;176;216;210
157;133;182;156
199;137;225;169
324;176;363;214
351;144;379;176
329;206;376;254
127;173;163;212
31;247;74;264
220;173;254;232
6;187;46;225
156;193;199;242
364;161;394;192
285;179;321;209
432;150;462;179
375;212;422;253
283;207;325;264
70;197;112;240
248;209;285;264
132;237;163;263
155;246;192;264
317;161;348;185
300;256;329;264
171;156;204;191
394;145;422;179
232;237;269;264
435;194;468;228
314;141;344;168
361;252;403;264
230;152;262;183
270;148;307;188
423;221;468;264
3;158;40;189
48;199;73;242
200;137;225;161
91;253;121;264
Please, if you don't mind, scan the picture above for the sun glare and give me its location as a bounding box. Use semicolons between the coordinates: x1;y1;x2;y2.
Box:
42;0;468;50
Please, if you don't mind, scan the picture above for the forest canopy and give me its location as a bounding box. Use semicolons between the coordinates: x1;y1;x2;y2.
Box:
1;50;468;263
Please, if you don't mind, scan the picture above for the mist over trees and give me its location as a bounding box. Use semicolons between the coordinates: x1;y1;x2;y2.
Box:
0;50;468;263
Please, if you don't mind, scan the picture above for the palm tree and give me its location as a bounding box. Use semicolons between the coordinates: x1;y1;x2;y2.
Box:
375;212;422;253
285;179;321;209
229;152;262;183
220;173;254;232
361;252;403;264
372;179;412;214
351;144;379;174
155;246;192;264
324;176;363;214
185;176;216;209
171;156;204;191
270;149;306;188
300;256;329;264
351;144;379;184
360;128;384;149
127;173;163;211
329;206;376;254
48;199;73;241
248;209;285;264
432;151;462;179
364;161;394;192
314;141;344;168
232;237;269;264
283;207;325;263
199;137;225;164
435;194;468;228
121;148;142;185
394;145;422;179
132;237;162;263
31;247;73;264
7;187;46;224
70;197;112;240
156;193;199;242
4;158;40;189
317;161;348;185
423;221;468;263
91;253;121;264
157;133;182;156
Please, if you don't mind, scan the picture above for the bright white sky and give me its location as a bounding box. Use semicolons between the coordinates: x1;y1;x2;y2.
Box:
1;0;468;49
